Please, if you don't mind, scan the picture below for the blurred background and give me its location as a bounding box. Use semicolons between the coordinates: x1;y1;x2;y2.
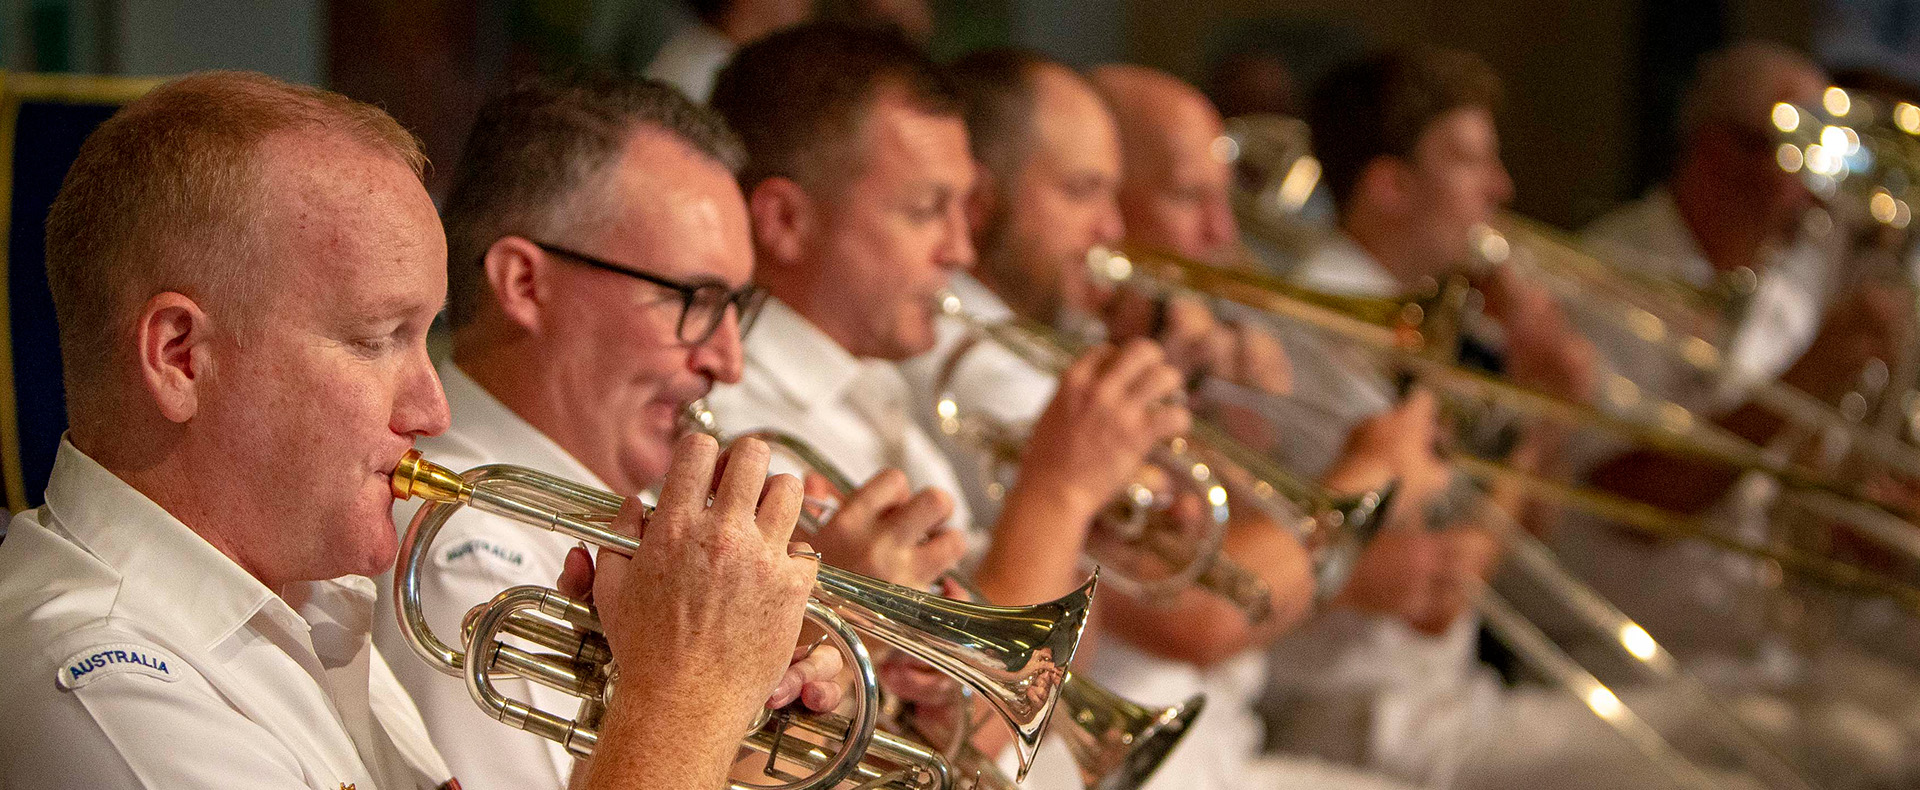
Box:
5;0;1918;230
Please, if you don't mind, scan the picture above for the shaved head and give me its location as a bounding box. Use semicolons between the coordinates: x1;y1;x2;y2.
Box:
1090;64;1238;263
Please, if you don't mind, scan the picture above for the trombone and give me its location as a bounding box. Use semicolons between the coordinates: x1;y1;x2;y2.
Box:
1091;243;1920;614
680;403;1206;790
389;449;1095;786
929;289;1397;612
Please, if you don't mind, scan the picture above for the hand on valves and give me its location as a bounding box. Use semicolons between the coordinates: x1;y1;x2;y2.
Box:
549;434;838;789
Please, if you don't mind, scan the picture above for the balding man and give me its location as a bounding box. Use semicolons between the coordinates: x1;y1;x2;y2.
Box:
1093;64;1241;267
932;50;1443;790
0;71;816;790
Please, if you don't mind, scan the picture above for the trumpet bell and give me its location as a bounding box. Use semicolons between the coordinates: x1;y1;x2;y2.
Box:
1056;676;1204;790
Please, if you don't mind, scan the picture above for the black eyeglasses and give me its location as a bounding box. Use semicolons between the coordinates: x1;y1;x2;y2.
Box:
532;241;768;345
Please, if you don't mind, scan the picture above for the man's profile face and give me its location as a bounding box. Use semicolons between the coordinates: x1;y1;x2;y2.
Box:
196;132;451;582
1401;107;1512;273
537;129;754;492
1119;99;1239;265
807;88;976;361
981;67;1124;321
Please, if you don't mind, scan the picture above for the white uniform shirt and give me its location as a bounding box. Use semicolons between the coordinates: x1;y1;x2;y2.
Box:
643;22;734;102
1257;234;1499;786
0;440;452;790
1581;188;1834;411
707;293;1099;785
1564;191;1836;659
372;363;602;790
895;274;1282;790
705;297;973;531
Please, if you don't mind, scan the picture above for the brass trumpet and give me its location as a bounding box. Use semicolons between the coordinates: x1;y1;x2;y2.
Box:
389;450;1095;784
680;404;1206;790
931;289;1396;609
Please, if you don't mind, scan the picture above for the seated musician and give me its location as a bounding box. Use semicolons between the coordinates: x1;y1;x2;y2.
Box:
919;49;1435;790
1228;48;1585;785
368;74;921;790
0;71;819;790
703;22;1196;781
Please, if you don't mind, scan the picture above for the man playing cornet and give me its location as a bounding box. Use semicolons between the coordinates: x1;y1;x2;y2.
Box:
0;71;819;790
369;73;939;790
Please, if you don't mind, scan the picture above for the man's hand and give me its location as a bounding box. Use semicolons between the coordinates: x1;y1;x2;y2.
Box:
1783;283;1912;405
1477;265;1598;403
573;434;821;790
1019;339;1191;520
805;469;966;590
1320;391;1449;509
1104;287;1293;395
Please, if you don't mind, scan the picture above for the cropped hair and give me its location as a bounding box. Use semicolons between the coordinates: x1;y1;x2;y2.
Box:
43;70;424;423
439;71;744;328
947;47;1069;182
1307;47;1502;211
709;21;961;193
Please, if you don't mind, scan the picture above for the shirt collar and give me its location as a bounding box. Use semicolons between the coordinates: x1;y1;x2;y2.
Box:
741;297;868;412
1633;189;1717;289
41;438;277;650
1292;234;1403;298
433;363;609;488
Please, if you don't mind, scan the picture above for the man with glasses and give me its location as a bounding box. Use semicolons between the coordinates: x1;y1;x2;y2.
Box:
371;73;947;790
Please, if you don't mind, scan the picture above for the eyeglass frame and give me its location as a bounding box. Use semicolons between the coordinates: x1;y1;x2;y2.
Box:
530;240;768;346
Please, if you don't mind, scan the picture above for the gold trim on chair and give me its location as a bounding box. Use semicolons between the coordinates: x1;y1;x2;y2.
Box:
0;71;165;511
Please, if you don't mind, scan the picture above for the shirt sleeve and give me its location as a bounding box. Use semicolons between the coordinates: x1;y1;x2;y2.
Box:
1;648;310;789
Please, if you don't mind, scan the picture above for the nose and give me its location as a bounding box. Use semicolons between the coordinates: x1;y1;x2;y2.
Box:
942;201;977;272
394;352;452;438
691;308;748;385
1093;198;1125;247
1490;161;1515;207
1200;192;1237;260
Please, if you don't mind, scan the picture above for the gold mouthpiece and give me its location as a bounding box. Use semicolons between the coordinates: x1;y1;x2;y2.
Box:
391;449;472;503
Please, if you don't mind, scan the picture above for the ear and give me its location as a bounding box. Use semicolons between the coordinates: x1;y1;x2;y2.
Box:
482;235;548;332
746;177;815;268
1353;156;1414;217
135;292;214;424
966;166;999;238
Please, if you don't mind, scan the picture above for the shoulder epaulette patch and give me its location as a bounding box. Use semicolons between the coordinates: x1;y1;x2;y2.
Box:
56;642;183;690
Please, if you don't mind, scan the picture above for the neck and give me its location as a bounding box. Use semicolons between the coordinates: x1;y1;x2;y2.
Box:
757;266;874;360
1340;211;1436;293
80;422;285;590
452;323;633;491
1670;161;1766;275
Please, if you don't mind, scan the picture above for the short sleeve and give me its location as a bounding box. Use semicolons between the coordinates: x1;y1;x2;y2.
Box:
0;639;309;789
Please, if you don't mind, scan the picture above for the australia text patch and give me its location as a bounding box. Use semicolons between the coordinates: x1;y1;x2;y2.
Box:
57;642;182;690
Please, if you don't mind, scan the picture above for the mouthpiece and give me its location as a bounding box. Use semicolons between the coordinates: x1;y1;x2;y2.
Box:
391;449;473;503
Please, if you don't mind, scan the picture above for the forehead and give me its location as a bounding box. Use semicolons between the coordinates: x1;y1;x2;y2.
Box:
587;127;754;287
848;89;976;191
1026;67;1121;173
1414;107;1498;156
1155;94;1229;183
252;132;446;314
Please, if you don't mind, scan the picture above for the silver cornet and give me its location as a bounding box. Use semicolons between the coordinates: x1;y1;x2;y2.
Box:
931;288;1395;612
685;409;1206;790
389;449;1095;787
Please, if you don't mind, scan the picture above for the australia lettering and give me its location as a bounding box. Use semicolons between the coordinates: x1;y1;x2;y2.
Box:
67;648;170;683
443;539;525;567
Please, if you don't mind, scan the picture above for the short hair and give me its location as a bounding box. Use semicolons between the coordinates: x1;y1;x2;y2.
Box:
1678;41;1823;140
948;47;1066;182
1307;47;1502;211
439;71;745;328
44;70;424;422
709;21;961;193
